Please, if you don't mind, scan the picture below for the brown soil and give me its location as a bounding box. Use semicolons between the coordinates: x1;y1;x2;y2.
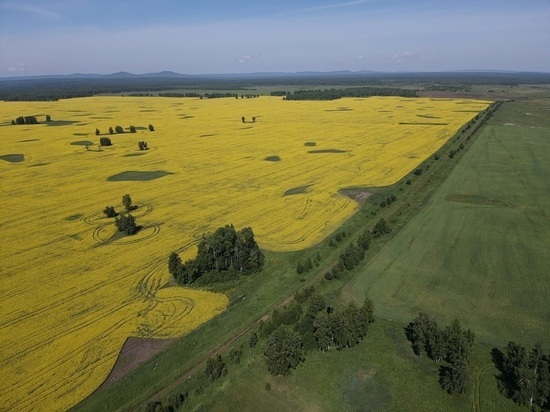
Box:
96;337;177;391
339;188;373;205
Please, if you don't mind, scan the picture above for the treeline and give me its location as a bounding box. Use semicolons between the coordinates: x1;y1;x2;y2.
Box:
168;225;264;285
11;115;43;124
282;87;417;100
495;341;550;410
324;218;391;280
406;313;475;394
257;287;374;376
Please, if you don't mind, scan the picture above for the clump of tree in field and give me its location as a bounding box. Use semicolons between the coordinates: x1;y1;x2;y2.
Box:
145;391;188;412
99;137;112;146
103;206;117;217
168;225;264;285
406;313;475;394
205;355;228;381
122;194;137;211
12;116;39;125
379;194;397;208
115;214;137;235
493;341;550;410
259;288;374;376
138;141;148;150
129;125;136;133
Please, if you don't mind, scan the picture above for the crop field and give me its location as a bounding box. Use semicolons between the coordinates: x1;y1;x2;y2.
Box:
344;99;550;347
0;96;489;410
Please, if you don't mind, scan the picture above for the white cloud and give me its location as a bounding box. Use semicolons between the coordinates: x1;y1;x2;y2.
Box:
391;51;416;63
238;53;259;64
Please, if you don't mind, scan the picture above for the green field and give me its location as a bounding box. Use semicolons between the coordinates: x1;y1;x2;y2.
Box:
344;100;550;347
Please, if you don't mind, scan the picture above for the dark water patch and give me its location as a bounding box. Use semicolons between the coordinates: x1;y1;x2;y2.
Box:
71;140;94;146
265;156;281;162
0;154;24;163
446;194;513;208
304;142;316;147
308;149;348;154
107;170;174;182
283;185;311;196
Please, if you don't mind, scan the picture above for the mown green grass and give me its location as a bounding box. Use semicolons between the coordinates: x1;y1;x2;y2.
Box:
344;100;550;347
157;320;522;412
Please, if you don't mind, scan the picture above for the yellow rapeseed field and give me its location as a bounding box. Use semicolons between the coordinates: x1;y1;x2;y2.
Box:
0;96;490;410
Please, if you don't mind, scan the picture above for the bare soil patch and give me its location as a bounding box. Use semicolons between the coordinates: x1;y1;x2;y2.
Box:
97;337;177;391
339;188;373;205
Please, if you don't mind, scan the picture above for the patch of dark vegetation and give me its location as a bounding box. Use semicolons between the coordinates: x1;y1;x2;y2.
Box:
107;170;174;182
325;107;353;112
73;133;89;136
71;140;94;146
283;185;311;196
18;139;40;142
139;110;157;112
445;194;514;208
284;86;417;100
29;163;48;167
0;154;24;163
90;116;112;119
179;115;194;119
46;120;80;126
65;213;84;221
200;134;217;138
264;156;281;162
304;141;316;146
308;149;348;154
416;114;441;119
123;153;147;157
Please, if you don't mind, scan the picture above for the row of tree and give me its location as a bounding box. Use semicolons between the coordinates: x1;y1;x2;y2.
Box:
406;313;475;394
283;87;417;101
95;124;154;136
11;115;43;124
168;225;265;285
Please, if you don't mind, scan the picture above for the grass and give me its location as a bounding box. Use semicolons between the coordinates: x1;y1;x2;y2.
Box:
344;100;550;347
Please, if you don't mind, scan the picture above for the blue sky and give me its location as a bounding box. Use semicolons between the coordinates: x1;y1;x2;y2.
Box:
0;0;548;76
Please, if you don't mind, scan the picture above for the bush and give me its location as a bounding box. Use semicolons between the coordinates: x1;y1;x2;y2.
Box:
114;214;137;235
406;179;411;185
414;168;423;176
115;125;124;133
99;137;112;146
148;124;155;131
103;206;117;217
129;125;136;133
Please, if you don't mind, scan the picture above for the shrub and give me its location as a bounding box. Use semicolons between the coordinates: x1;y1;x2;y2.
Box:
414;168;422;176
99;137;112;146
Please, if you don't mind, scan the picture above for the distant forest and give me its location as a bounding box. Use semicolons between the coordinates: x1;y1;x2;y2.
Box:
1;72;549;101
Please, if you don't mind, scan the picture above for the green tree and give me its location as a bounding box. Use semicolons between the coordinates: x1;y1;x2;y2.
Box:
115;125;124;133
109;126;114;134
99;137;112;146
95;128;100;136
114;214;137;235
122;194;133;211
103;206;117;218
265;326;304;376
204;355;227;381
148;124;155;131
129;125;136;133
